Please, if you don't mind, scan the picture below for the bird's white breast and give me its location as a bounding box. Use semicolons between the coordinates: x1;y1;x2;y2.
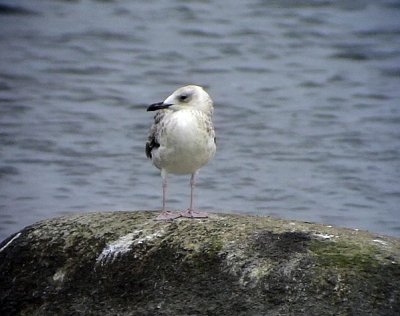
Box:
152;109;216;174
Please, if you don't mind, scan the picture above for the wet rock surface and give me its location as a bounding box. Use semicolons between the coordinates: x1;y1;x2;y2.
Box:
0;211;399;315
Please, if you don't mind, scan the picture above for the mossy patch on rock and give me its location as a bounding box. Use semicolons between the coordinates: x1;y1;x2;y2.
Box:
0;211;399;315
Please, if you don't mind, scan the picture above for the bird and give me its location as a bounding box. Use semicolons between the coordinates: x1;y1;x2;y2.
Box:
146;85;216;220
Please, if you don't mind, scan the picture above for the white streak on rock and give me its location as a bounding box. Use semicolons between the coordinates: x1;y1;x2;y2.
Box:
313;233;336;240
372;239;388;246
96;229;165;266
53;269;66;283
0;232;21;253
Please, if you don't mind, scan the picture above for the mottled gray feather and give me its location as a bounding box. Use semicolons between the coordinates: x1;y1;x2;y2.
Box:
145;111;165;159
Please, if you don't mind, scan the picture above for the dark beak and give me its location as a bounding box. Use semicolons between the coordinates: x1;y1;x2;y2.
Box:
147;102;173;111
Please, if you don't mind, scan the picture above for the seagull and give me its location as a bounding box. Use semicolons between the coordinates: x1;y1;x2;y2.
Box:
146;85;216;220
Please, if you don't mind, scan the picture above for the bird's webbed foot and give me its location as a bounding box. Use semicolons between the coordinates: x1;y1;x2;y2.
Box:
155;211;181;221
180;209;208;218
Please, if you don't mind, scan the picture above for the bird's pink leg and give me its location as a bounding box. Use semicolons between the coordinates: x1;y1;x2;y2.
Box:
155;171;181;220
181;172;208;218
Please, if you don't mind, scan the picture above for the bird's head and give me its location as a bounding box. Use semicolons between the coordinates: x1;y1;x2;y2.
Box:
147;85;213;115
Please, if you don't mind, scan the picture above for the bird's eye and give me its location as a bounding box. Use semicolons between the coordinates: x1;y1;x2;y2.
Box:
179;94;188;102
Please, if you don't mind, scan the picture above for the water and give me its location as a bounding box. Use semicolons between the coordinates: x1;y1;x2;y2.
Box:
1;0;399;241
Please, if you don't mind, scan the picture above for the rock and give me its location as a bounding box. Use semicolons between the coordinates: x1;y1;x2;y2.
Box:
0;211;399;315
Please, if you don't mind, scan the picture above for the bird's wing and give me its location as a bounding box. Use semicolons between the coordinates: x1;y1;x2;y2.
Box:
204;114;216;145
145;111;165;159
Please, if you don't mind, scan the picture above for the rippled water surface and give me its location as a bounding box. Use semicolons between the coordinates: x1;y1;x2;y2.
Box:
1;0;400;241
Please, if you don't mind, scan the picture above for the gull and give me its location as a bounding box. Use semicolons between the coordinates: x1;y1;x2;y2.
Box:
146;85;216;220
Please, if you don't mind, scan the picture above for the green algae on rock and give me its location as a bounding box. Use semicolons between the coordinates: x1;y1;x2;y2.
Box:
0;211;399;315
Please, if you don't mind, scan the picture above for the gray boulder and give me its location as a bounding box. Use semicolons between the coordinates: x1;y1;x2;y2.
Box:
0;211;399;315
